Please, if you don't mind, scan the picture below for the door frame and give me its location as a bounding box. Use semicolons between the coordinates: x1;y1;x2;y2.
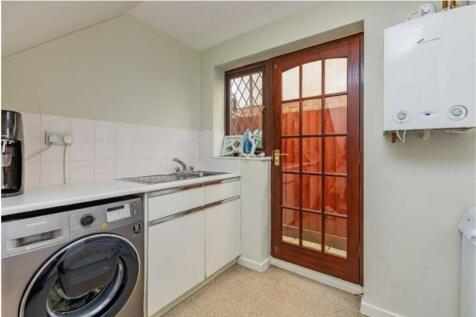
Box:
269;33;364;285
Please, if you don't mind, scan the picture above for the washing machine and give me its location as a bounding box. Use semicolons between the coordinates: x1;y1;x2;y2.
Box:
1;195;144;317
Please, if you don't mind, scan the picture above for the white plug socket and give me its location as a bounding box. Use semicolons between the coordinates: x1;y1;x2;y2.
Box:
45;132;73;145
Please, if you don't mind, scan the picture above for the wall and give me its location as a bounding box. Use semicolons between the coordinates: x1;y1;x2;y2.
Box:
21;112;199;187
2;14;201;130
199;2;475;317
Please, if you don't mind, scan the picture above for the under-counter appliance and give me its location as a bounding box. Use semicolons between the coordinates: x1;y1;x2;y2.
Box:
1;110;23;197
1;196;144;317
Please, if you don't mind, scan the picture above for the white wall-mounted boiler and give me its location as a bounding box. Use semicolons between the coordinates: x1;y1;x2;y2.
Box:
384;5;476;131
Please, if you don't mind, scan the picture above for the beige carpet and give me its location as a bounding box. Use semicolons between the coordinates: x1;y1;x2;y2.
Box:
163;264;364;317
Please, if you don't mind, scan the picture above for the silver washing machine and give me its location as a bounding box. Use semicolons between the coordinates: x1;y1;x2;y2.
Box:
1;196;144;317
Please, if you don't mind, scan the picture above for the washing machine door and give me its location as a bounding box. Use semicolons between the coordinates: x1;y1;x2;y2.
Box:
20;234;140;317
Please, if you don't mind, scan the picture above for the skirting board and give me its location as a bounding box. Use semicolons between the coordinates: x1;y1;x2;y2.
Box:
360;300;406;317
237;256;271;272
270;257;363;295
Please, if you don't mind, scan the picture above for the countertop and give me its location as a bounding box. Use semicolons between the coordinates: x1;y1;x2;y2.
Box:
1;172;240;216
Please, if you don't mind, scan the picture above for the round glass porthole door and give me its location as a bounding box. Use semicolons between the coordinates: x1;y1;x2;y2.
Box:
20;234;139;317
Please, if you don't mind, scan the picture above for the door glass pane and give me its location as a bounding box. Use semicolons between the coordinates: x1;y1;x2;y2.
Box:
302;99;322;135
324;176;347;215
302;212;322;251
282;138;300;172
324;95;347;134
324;137;347;174
282;208;300;246
325;216;347;258
302;175;322;212
282;66;299;101
302;60;322;98
325;58;347;94
282;101;300;135
302;137;322;173
282;173;300;209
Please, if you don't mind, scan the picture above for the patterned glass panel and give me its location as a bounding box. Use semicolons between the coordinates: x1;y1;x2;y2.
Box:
302;99;322;135
302;60;322;98
302;212;322;251
302;175;322;212
229;71;264;135
325;216;347;258
282;173;300;209
282;138;300;172
282;208;300;245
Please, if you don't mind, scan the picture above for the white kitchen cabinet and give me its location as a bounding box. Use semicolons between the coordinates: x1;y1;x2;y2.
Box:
147;211;205;316
205;199;241;277
148;186;204;221
204;179;240;205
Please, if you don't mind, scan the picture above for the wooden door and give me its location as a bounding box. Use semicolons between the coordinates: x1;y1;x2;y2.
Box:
271;34;362;284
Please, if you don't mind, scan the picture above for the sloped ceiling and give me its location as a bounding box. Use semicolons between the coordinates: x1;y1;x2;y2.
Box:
2;1;316;57
129;1;316;50
2;1;139;57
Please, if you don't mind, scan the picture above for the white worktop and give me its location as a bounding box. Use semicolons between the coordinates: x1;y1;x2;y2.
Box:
1;172;240;216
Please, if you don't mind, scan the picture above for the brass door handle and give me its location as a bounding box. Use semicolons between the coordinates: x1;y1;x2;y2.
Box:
273;149;288;166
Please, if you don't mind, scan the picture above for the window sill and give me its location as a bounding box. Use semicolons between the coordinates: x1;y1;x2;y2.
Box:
214;156;272;161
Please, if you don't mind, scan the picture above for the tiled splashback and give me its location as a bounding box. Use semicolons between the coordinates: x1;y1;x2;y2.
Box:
22;113;244;188
22;112;202;187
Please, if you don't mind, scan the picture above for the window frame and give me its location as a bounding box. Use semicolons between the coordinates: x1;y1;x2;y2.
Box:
224;61;272;155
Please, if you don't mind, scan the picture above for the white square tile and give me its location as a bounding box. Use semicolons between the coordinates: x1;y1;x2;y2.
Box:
40;162;64;186
133;142;152;159
70;117;94;140
150;142;166;159
22;112;41;138
69;161;94;183
116;159;135;178
41;144;65;162
94;120;116;141
94;140;115;160
116;123;135;141
24;137;42;163
136;125;150;143
41;114;70;136
70;139;94;161
25;162;40;188
150;127;166;143
94;160;115;180
116;141;135;160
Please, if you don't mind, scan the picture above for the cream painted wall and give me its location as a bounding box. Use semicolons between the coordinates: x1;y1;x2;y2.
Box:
2;15;201;130
199;2;475;317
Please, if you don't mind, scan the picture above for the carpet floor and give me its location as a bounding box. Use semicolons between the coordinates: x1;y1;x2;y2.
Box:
162;264;364;317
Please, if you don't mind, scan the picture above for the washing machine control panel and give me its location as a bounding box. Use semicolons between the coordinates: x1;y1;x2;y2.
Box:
106;204;131;222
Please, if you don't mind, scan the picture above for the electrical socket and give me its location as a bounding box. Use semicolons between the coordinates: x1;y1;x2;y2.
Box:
45;132;73;145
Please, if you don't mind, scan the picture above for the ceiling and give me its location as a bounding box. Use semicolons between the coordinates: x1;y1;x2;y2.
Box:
128;1;316;50
2;1;139;57
2;1;316;57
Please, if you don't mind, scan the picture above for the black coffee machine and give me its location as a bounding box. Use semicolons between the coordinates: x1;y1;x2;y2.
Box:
1;110;23;197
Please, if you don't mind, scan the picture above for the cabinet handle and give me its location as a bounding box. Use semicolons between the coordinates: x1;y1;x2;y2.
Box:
148;195;240;227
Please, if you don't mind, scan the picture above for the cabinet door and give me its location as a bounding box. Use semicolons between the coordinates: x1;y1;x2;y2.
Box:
147;211;205;316
205;199;241;277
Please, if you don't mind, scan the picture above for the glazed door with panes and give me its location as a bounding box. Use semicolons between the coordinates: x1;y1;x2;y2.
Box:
271;35;362;284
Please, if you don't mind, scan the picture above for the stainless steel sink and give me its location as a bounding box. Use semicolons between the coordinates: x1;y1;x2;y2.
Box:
119;171;227;185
